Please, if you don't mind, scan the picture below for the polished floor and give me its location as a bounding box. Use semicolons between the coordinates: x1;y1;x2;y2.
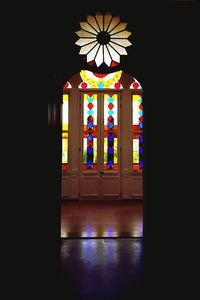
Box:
60;238;144;300
61;200;143;238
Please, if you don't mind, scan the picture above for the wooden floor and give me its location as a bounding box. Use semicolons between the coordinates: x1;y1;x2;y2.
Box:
61;200;143;238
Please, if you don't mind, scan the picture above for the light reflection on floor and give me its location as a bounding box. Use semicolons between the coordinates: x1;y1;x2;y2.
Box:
61;201;143;238
60;238;144;300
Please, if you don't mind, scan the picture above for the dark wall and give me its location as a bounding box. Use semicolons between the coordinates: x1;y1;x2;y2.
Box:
27;1;199;299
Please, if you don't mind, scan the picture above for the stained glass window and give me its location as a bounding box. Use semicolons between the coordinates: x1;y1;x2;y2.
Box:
62;94;69;171
83;93;98;169
104;94;118;170
75;13;132;67
132;95;143;171
79;70;123;89
130;78;142;90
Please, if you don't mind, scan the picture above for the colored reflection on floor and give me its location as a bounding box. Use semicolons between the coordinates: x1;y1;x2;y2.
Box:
60;238;144;300
61;200;143;238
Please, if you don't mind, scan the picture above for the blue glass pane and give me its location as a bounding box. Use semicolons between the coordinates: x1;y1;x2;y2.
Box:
88;122;93;128
139;148;143;155
108;135;114;142
88;97;94;102
139;122;143;128
87;135;93;141
108;122;114;128
138;98;142;104
108;147;113;154
108;97;114;103
87;110;94;115
139;110;143;116
139;136;143;142
87;147;93;154
139;160;143;167
98;82;104;88
108;110;114;115
108;161;113;167
87;160;93;167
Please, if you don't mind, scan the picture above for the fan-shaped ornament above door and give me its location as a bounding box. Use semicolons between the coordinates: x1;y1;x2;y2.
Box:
75;12;132;68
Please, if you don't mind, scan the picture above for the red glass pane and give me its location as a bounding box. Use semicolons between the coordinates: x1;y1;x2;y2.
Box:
133;165;140;171
87;115;94;122
111;61;118;67
87;103;94;109
81;82;87;88
108;103;114;109
139;116;143;121
139;104;143;110
108;116;114;122
132;125;140;131
87;141;93;147
63;82;69;89
132;133;140;139
133;82;139;89
62;164;68;171
114;82;121;89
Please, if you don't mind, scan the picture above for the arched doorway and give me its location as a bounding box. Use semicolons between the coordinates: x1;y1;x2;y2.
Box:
61;70;143;200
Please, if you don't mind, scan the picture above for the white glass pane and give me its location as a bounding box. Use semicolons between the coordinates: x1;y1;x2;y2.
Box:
84;94;97;125
109;42;127;55
132;96;139;125
95;45;103;67
106;44;120;63
75;38;97;47
110;38;132;47
62;94;68;131
87;44;100;62
104;45;112;67
104;94;118;125
79;41;98;54
110;30;132;38
109;22;127;35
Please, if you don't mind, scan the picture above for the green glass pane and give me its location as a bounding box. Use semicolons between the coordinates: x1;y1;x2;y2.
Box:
114;138;118;164
104;137;108;165
83;138;87;163
62;138;68;164
133;139;139;163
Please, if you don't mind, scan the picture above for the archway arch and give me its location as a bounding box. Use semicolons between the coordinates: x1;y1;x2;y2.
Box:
61;69;143;200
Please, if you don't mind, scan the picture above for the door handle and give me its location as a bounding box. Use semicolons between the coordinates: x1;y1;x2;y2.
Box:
100;171;104;175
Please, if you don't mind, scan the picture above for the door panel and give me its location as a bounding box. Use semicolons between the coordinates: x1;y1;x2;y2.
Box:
80;92;120;200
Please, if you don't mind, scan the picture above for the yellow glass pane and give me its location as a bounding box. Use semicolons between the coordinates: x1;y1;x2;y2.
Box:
110;30;132;38
93;138;97;164
63;94;68;102
133;139;139;164
62;138;68;164
114;138;118;164
109;22;127;35
62;132;68;138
